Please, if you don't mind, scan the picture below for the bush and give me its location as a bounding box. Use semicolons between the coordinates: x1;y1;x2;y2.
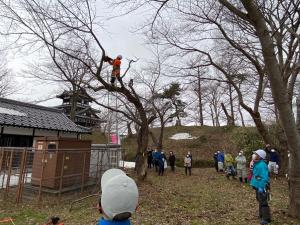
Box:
231;127;264;159
187;135;208;148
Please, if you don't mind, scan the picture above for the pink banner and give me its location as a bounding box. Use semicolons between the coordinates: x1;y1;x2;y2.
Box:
111;134;118;144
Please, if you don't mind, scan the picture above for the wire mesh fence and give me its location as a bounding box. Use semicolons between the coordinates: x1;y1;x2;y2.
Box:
0;145;124;205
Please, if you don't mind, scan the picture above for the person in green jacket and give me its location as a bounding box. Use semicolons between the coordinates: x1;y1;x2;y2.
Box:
251;149;271;225
235;151;248;183
225;153;236;179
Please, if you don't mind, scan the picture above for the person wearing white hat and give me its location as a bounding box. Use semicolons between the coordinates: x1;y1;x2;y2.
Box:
97;169;139;225
251;149;271;225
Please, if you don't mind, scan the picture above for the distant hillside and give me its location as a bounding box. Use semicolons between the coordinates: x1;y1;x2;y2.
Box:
85;126;264;167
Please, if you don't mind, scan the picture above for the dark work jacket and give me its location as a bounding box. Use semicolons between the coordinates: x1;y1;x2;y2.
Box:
169;155;176;165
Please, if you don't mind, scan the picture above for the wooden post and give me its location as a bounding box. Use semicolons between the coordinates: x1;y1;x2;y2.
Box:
5;150;13;197
95;150;100;185
58;152;66;200
81;152;87;194
0;148;4;175
1;152;8;189
19;149;28;203
16;149;26;203
38;149;46;203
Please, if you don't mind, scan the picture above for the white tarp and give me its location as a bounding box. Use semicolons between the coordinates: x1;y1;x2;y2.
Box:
0;173;31;189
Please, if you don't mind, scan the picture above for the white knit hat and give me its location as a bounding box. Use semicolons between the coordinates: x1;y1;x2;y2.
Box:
253;149;267;159
101;169;139;220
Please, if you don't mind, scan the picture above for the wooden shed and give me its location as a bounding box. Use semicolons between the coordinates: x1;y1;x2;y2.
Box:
31;137;91;189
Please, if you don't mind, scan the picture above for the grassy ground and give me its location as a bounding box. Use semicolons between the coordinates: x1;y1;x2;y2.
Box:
0;168;299;225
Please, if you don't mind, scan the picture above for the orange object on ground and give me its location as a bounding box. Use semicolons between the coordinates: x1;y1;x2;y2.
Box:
0;218;15;224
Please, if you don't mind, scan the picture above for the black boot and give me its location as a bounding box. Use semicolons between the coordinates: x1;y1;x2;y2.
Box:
239;177;243;183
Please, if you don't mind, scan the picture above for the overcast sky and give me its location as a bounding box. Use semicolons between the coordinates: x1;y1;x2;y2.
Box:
6;1;151;107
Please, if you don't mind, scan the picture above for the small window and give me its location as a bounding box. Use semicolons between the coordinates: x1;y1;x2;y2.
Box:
48;143;57;152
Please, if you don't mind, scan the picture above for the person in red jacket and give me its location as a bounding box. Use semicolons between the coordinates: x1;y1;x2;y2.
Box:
104;55;122;85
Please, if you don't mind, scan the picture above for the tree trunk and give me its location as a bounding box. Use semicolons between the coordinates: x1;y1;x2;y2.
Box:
135;123;148;181
197;68;204;126
157;123;165;150
221;103;234;126
238;103;245;127
274;105;280;125
296;95;300;129
240;1;300;218
228;83;235;125
70;88;78;122
251;111;273;145
149;131;158;147
213;101;220;126
127;121;133;137
210;105;215;126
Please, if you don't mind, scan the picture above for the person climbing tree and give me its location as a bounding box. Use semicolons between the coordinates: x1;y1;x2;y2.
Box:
104;55;122;85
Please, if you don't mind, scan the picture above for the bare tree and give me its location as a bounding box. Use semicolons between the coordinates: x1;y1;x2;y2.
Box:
0;0;155;180
0;53;14;97
109;0;300;215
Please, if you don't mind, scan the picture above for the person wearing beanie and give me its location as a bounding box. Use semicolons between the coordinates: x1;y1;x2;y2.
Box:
251;149;271;225
268;148;280;178
264;144;272;162
97;169;139;225
235;151;248;183
169;151;176;172
147;148;153;169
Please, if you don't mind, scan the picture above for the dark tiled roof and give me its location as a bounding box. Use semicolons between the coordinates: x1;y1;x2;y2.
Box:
0;97;89;133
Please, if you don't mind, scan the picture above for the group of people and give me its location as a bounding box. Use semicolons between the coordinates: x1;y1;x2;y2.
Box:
97;146;279;225
213;146;280;183
214;145;280;225
147;148;193;176
213;150;248;182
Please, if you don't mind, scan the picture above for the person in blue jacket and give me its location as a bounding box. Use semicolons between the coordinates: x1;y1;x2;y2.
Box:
157;151;165;176
217;151;225;172
251;149;271;225
152;149;160;172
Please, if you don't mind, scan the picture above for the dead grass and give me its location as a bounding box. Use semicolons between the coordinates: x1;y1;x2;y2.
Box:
0;168;299;225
